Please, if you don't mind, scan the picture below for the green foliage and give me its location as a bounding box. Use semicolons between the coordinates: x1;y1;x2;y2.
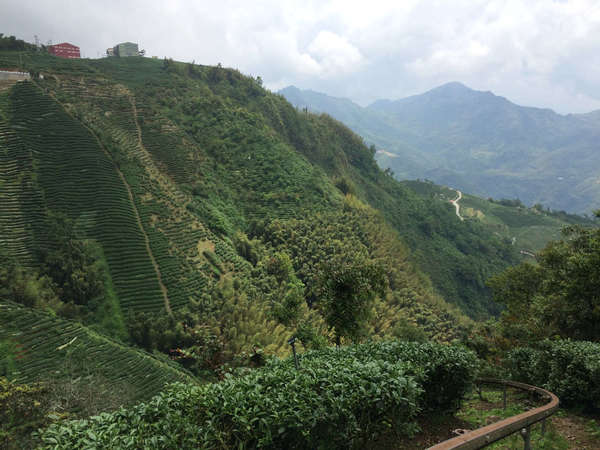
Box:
490;216;600;342
317;256;386;344
392;318;429;343
0;34;37;52
0;301;195;403
42;211;105;306
506;340;600;410
0;252;61;310
38;341;476;449
255;205;467;342
0;52;479;402
2;81;166;313
282;341;478;413
0;340;17;378
39;358;419;449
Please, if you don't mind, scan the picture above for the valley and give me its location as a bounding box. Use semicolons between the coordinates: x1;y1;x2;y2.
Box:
281;84;600;214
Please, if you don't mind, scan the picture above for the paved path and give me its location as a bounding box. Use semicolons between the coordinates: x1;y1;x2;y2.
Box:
450;189;464;221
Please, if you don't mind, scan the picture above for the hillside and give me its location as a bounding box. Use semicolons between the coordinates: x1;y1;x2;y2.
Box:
281;83;600;214
0;49;525;399
0;300;195;402
403;180;597;256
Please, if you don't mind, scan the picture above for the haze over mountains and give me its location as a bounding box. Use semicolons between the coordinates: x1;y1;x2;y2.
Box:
280;83;600;214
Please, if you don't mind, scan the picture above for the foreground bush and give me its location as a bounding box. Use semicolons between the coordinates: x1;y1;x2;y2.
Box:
506;340;600;410
272;340;478;412
38;341;476;449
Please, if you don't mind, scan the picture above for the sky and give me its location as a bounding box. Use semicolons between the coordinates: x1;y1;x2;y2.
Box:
2;0;600;114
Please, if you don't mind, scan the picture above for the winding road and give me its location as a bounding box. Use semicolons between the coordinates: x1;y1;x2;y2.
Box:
450;188;464;221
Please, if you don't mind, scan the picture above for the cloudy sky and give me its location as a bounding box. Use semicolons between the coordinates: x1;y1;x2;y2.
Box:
3;0;600;113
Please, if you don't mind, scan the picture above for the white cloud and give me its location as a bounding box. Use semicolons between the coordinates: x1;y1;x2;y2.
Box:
1;0;600;112
307;31;364;77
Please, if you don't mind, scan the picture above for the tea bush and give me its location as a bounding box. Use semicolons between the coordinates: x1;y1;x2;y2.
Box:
506;340;600;410
38;341;477;449
272;340;478;412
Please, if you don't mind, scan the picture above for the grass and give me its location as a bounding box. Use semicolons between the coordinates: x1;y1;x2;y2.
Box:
457;389;569;449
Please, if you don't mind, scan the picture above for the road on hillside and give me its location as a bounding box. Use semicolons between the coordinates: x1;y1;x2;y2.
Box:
450;188;464;221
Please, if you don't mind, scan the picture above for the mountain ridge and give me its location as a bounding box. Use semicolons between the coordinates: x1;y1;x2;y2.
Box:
280;83;600;213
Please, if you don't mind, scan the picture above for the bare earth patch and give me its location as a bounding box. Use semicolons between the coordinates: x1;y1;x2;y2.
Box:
551;414;600;450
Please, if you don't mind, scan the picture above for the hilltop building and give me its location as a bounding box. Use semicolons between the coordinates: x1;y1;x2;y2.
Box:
108;42;140;57
47;42;80;59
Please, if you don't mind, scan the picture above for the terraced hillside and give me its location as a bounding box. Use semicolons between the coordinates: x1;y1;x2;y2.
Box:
0;300;195;402
0;50;525;392
2;81;166;314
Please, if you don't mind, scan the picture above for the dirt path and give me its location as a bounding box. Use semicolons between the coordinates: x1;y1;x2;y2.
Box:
37;82;172;315
450;188;464;221
127;96;172;315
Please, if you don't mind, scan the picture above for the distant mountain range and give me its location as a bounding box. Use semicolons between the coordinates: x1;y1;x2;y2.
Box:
280;83;600;214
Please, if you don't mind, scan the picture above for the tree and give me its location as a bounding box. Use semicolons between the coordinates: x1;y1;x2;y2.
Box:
316;256;386;345
489;211;600;342
42;212;105;306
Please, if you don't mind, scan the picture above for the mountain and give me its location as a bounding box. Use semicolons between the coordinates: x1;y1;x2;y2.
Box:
280;83;600;214
0;50;528;420
279;86;425;178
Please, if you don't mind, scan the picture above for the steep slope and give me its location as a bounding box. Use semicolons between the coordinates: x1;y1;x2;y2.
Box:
0;300;195;402
281;83;600;213
2;81;166;314
0;49;518;381
279;85;424;178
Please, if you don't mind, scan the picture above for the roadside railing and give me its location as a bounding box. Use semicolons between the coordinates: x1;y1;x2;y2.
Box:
427;378;559;450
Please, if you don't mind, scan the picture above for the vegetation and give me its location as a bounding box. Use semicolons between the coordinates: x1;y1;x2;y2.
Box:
38;341;477;449
316;256;386;345
506;340;600;410
0;300;194;401
2;46;600;447
0;46;488;385
281;83;600;214
404;179;597;255
0;34;38;52
456;388;569;449
488;213;600;343
281;341;478;413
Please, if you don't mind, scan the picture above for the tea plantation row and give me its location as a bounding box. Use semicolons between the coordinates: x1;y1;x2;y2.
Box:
0;300;194;401
4;82;166;313
38;341;477;449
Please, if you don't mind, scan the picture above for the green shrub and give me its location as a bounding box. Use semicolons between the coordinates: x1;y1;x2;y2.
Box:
277;340;478;413
38;344;423;449
506;340;600;410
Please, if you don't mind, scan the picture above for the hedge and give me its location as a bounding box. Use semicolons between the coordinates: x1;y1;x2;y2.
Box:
506;339;600;410
38;340;477;449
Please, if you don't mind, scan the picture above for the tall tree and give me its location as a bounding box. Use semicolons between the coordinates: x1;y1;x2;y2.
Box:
316;256;386;345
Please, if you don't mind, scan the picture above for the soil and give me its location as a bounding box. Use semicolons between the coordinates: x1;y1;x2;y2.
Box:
365;414;473;450
551;413;600;450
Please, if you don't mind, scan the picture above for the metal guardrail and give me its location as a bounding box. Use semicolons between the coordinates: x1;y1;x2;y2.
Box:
427;378;559;450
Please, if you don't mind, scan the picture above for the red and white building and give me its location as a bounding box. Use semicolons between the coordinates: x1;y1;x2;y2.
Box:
48;42;80;59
